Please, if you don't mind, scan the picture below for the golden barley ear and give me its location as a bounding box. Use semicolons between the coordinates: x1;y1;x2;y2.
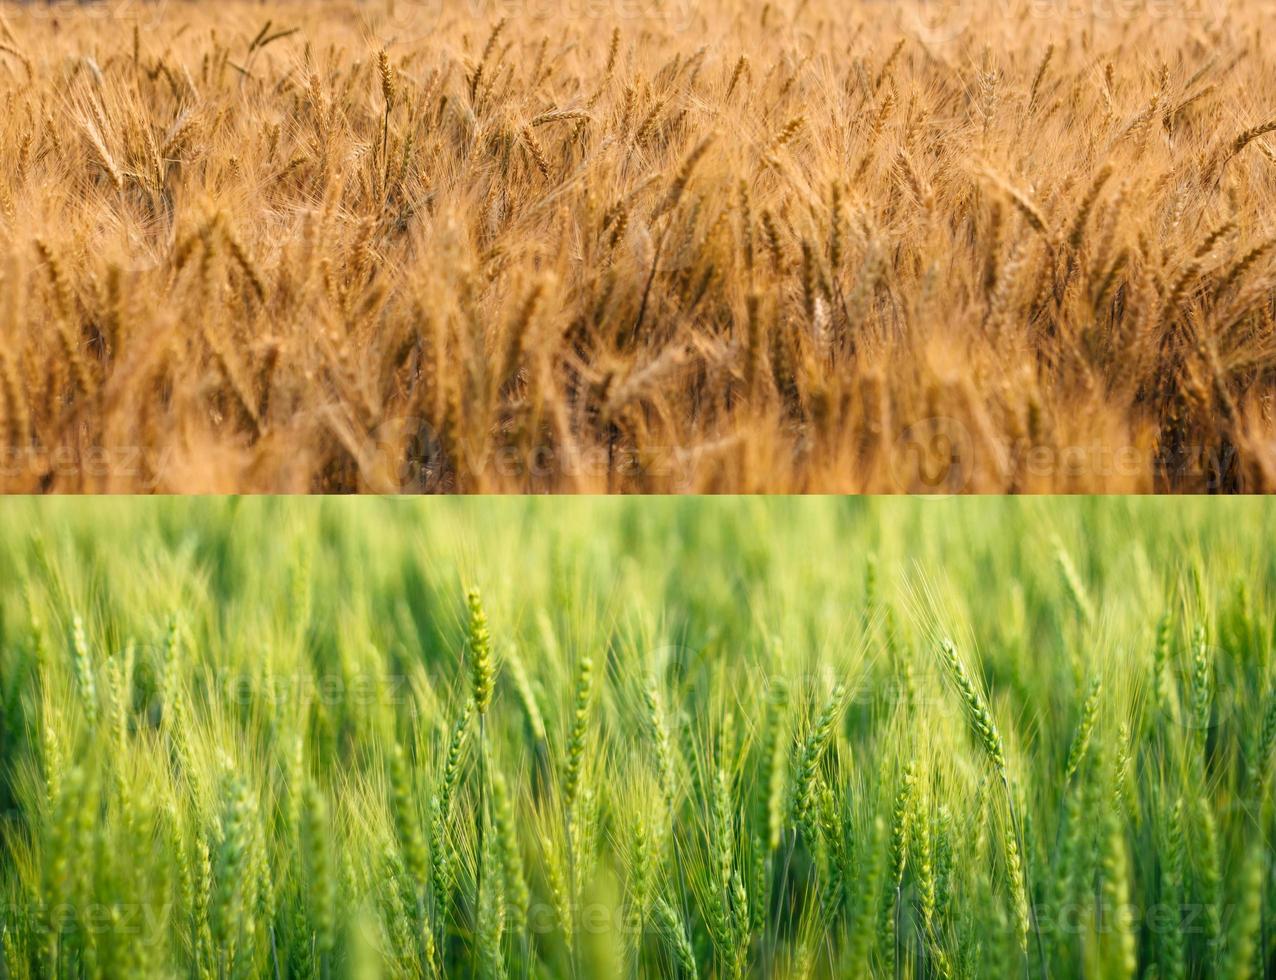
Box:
377;48;395;107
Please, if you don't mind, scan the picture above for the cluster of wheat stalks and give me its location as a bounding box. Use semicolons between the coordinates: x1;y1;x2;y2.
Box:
0;0;1274;490
0;498;1273;978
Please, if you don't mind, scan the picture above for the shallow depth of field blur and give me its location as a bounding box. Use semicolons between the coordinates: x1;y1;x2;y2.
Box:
1;497;1275;977
1;0;1275;491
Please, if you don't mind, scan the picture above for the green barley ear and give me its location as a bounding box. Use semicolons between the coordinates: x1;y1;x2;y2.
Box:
103;642;131;754
2;925;20;979
303;781;336;962
466;586;495;715
1098;792;1135;980
653;897;697;979
1159;799;1187;980
890;762;916;888
626;810;651;938
70;614;98;725
428;793;455;936
389;744;428;891
1064;677;1101;782
1191;623;1213;755
1255;691;1276;792
166;804;194;925
441;700;473;810
564;655;595;814
848;815;886;970
430;701;472;933
192;828;215;970
864;552;880;614
542;832;571;942
642;676;675;807
285;732;305;853
935;802;956;901
475;831;506;979
748;831;769;936
887;760;917;977
937;639;1006;779
1190;559;1206;618
1151;609;1173;718
1002;820;1030;957
793;682;846;834
41;707;63;807
761;680;789;852
212;777;256;963
1112;722;1136;825
939;639;1045;971
491;771;528;931
707;768;740;959
24;576;49;669
162;616;182;707
506;645;546;745
43;763;86;938
911;782;937;935
1225;840;1264;980
1055;542;1095;627
815;779;844;906
1194;798;1223;958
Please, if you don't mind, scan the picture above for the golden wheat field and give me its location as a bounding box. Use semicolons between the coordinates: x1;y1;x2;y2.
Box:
0;0;1272;491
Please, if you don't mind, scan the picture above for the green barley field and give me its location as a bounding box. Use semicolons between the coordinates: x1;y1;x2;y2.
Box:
0;498;1273;979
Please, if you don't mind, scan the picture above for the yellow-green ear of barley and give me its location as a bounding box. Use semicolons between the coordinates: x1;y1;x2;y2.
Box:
793;682;846;834
1064;678;1102;782
643;678;676;808
938;640;1006;778
491;771;529;926
1002;821;1030;956
467;586;495;714
1226;840;1264;980
564;656;595;812
654;897;697;979
1191;624;1213;759
70;614;97;726
912;784;937;933
303;781;336;959
389;744;428;890
891;762;916;887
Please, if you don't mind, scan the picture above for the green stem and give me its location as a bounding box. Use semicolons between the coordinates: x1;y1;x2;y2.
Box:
475;714;488;959
1005;777;1048;980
